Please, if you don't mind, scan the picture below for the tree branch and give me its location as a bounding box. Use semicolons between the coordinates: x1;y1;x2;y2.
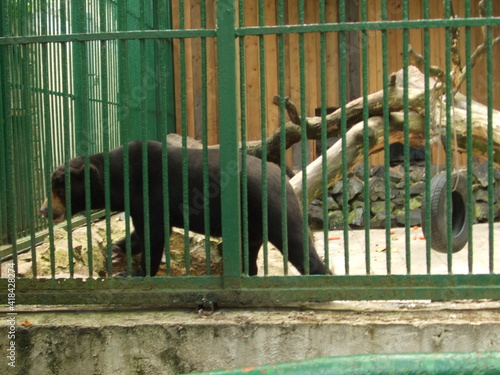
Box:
408;45;446;83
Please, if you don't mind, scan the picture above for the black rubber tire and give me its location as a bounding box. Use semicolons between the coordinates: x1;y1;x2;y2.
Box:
421;171;469;253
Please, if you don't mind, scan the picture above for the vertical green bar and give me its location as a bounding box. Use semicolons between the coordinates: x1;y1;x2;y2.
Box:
137;0;151;278
82;7;94;277
0;4;7;248
381;0;392;274
154;0;172;276
179;0;191;276
99;0;112;277
360;0;371;274
0;48;7;246
20;41;38;277
485;1;494;273
298;0;308;275
201;0;212;275
71;0;93;277
258;0;269;275
118;0;133;276
319;0;330;271
423;0;432;274
464;0;474;273
217;0;242;283
402;0;411;273
0;4;18;273
61;0;74;278
444;0;453;273
339;0;350;275
40;0;57;278
238;0;250;275
141;38;152;277
277;0;289;275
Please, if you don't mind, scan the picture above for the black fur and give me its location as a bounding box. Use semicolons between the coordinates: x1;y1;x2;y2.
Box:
43;140;330;276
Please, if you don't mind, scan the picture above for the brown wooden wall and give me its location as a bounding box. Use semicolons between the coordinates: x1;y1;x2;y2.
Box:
170;0;500;166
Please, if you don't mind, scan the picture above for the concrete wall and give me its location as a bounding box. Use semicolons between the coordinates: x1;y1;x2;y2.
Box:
1;301;500;374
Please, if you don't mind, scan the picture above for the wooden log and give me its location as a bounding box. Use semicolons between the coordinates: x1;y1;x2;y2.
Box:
433;103;500;166
290;112;426;205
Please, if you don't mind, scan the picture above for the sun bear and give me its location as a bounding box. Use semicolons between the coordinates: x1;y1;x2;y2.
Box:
40;140;330;276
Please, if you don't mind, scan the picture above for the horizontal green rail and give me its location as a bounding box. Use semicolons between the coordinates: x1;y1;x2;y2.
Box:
1;274;499;306
0;29;216;45
2;16;500;47
193;352;500;375
236;17;500;36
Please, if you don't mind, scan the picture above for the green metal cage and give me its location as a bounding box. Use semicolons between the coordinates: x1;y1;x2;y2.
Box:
0;0;499;306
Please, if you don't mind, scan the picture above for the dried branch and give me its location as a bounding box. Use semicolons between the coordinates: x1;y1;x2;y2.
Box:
449;0;462;71
272;96;301;125
479;0;487;38
452;2;500;97
408;45;446;83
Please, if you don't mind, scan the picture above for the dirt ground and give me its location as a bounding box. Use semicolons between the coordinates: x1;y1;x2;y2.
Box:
257;222;500;276
2;222;498;278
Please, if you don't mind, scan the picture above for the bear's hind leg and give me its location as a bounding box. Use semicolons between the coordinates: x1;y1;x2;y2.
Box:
131;214;166;276
245;239;262;276
138;228;165;276
113;231;143;254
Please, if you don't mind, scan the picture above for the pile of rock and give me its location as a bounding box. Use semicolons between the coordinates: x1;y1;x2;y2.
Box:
308;161;500;230
16;215;223;278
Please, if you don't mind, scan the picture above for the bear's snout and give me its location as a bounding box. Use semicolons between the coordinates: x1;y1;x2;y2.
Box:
40;195;67;223
39;199;49;217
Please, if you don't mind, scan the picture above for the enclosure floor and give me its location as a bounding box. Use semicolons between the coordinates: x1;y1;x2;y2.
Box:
257;223;500;276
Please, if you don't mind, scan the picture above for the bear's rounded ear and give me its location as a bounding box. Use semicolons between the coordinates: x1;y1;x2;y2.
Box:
89;163;101;180
56;173;64;184
52;170;65;186
70;164;85;180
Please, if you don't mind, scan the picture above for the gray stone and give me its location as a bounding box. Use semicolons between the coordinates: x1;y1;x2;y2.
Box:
390;165;405;183
395;209;422;226
473;162;489;187
474;202;499;222
308;204;325;230
328;211;345;230
327;195;339;210
331;180;343;195
474;188;489;203
391;193;405;207
348;207;365;227
354;163;371;180
396;181;406;190
371;201;395;215
311;198;322;206
409;196;422;210
369;177;386;201
351;200;366;210
410;181;426;196
391;186;401;200
370;212;387;229
495;168;500;182
410;166;425;183
331;177;365;201
371;165;386;178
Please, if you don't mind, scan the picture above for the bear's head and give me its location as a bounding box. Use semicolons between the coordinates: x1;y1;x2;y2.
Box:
40;157;101;223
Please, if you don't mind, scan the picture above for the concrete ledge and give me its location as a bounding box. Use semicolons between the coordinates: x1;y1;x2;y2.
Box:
1;301;500;374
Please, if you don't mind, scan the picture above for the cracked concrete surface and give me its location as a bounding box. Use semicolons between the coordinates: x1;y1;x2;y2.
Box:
1;300;499;374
